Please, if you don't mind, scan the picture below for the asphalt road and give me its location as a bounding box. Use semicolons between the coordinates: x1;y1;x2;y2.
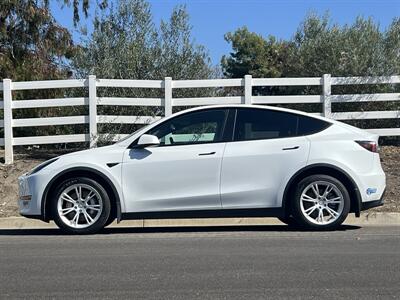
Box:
0;225;399;299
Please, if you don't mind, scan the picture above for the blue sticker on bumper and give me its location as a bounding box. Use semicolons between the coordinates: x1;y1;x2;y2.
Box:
366;188;377;195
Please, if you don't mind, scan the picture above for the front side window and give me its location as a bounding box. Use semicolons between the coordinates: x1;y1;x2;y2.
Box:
147;109;228;146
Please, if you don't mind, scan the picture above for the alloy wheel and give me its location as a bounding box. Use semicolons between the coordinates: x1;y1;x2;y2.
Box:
299;180;345;225
57;183;103;229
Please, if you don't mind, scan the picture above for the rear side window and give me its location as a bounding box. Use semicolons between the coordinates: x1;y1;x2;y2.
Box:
234;108;331;141
297;115;331;135
235;108;298;141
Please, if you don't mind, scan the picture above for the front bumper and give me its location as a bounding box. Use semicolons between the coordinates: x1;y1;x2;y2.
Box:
18;172;48;219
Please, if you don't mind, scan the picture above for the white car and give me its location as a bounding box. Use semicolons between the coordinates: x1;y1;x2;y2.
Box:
18;105;386;234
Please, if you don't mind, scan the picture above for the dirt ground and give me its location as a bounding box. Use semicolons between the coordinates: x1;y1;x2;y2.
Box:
375;146;400;213
0;147;399;218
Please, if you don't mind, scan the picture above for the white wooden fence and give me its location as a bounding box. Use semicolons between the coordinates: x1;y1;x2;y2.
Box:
1;74;400;164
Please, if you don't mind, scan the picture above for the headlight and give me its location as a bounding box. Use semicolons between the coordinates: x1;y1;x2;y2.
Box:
28;158;59;175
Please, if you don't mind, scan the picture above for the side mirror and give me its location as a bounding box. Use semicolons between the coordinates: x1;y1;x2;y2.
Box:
136;134;160;148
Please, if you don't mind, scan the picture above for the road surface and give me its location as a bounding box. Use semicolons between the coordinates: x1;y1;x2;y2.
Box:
0;225;399;299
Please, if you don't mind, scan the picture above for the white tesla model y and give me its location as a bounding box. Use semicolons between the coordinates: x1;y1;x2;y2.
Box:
18;105;386;234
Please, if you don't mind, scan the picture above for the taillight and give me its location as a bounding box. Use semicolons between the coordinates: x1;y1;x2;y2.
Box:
355;141;378;153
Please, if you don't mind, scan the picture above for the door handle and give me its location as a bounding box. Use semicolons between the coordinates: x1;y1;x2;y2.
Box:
282;146;299;151
198;151;216;156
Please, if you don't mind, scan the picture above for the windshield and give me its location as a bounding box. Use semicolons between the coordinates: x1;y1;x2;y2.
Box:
116;125;149;144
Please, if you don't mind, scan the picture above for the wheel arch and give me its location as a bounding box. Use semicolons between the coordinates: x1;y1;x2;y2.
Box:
41;167;122;222
282;163;362;218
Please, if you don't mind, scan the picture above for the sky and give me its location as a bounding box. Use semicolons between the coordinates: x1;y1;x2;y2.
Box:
51;0;400;65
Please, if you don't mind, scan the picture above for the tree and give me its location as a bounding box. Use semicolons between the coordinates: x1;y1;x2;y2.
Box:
72;0;217;141
57;0;107;26
222;13;400;78
380;18;400;75
73;0;215;81
287;13;398;77
221;13;400;137
0;1;87;145
0;0;75;81
157;6;215;80
73;0;157;80
221;27;290;78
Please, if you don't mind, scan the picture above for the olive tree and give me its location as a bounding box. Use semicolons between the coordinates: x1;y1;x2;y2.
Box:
72;0;218;141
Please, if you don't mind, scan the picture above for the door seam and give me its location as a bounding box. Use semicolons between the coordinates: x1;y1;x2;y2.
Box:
218;142;228;208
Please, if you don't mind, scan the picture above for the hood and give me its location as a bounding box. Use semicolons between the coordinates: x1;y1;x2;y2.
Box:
60;144;123;158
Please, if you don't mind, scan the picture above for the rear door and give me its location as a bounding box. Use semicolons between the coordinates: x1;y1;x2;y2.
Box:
220;108;311;209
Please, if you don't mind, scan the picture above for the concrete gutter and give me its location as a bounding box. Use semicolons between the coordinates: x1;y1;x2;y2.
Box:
0;212;399;230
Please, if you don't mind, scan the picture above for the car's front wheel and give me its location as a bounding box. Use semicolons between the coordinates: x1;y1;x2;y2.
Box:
292;175;350;230
51;177;111;234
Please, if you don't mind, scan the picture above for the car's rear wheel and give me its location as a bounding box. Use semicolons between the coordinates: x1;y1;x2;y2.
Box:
292;175;350;230
51;177;110;234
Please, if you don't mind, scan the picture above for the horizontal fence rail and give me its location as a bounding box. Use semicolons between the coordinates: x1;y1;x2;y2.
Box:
1;74;400;163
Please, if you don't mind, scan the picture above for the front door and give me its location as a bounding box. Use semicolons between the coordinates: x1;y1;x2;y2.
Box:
122;108;229;212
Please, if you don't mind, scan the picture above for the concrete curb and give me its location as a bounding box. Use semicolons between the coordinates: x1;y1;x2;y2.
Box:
0;212;399;229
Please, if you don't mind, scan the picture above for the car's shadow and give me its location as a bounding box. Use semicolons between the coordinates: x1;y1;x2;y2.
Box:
0;224;361;236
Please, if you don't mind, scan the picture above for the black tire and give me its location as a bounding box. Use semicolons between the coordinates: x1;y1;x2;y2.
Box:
291;174;350;230
104;215;115;228
51;177;111;234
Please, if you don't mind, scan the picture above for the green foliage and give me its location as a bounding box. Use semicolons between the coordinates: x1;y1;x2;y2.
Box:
71;0;217;140
73;0;156;80
2;3;400;147
222;13;400;140
158;6;216;80
0;0;75;81
221;27;291;78
0;0;79;143
58;0;108;26
288;13;400;77
60;0;90;26
73;0;215;81
222;13;400;78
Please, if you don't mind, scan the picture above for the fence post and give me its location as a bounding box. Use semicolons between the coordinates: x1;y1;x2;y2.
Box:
88;75;97;148
322;74;332;118
3;79;13;164
244;74;252;105
164;77;172;117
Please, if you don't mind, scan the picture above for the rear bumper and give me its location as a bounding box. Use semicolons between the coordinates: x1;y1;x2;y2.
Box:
360;189;385;211
353;154;385;216
353;169;385;217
